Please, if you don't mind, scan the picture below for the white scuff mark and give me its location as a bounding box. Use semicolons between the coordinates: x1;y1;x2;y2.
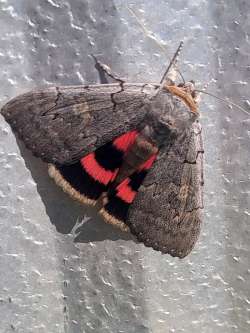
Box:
68;11;83;31
27;18;35;27
76;71;85;83
32;269;42;277
47;0;60;8
232;81;248;86
2;5;18;18
244;100;250;108
212;273;229;286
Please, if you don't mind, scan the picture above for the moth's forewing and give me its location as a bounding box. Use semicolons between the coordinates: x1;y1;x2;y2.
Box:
1;84;157;164
127;121;203;258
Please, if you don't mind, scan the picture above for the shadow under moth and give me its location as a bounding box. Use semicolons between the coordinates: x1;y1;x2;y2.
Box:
1;45;204;258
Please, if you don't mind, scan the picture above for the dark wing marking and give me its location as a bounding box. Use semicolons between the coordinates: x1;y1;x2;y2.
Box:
1;83;157;164
126;121;204;258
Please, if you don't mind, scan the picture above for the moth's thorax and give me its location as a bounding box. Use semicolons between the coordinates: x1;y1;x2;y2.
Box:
143;82;198;147
164;81;198;114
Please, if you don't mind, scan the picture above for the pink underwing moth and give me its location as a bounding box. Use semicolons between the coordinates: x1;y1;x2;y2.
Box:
1;46;204;258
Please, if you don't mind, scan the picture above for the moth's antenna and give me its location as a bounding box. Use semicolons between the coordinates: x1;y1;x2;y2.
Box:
127;6;185;84
194;79;213;104
160;41;184;84
195;89;250;116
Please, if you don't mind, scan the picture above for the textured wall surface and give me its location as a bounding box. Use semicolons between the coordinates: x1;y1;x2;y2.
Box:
0;1;250;332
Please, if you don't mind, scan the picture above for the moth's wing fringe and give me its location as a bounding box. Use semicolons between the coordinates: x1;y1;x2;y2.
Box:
99;208;130;232
48;164;96;206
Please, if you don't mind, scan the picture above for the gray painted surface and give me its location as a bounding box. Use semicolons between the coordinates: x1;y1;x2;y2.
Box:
0;0;249;332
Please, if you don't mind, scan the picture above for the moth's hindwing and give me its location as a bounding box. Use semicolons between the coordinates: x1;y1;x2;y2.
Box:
126;121;204;258
1;84;157;164
48;129;158;233
48;130;138;207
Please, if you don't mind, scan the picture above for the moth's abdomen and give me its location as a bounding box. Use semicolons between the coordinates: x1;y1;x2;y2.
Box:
100;151;157;230
114;133;158;185
99;132;158;228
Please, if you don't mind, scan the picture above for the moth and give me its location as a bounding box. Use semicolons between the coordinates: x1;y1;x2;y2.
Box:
1;44;204;258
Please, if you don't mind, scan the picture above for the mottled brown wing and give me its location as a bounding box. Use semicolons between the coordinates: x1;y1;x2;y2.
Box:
127;121;204;258
1;83;157;164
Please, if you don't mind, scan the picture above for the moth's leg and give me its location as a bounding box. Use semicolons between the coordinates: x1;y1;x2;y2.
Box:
160;41;184;84
91;54;124;84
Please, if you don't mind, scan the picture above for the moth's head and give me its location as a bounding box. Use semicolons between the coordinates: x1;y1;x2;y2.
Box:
146;80;198;145
164;79;199;114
